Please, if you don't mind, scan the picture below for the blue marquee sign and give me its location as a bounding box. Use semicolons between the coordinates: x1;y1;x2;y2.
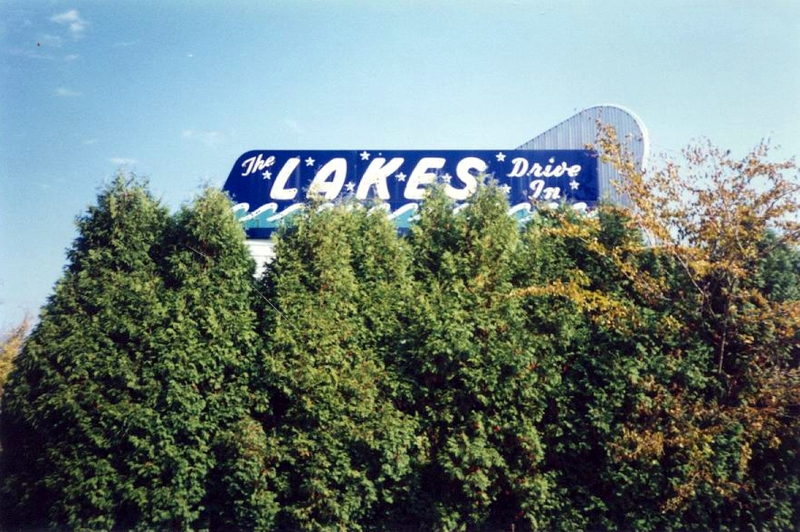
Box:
223;150;599;238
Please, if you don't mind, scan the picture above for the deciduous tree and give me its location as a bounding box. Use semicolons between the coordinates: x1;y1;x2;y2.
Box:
594;129;800;529
0;316;29;403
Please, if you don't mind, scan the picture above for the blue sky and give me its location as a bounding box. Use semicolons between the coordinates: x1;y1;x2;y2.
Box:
2;0;799;326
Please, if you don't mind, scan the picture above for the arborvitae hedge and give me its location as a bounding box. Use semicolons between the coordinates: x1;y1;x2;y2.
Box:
401;187;556;529
0;180;270;529
1;176;798;530
254;200;417;529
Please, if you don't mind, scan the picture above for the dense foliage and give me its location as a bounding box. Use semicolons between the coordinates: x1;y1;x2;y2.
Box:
254;198;417;529
0;316;29;403
1;140;798;530
1;178;269;529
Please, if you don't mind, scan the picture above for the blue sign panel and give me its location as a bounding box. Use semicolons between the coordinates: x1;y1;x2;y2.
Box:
223;150;598;238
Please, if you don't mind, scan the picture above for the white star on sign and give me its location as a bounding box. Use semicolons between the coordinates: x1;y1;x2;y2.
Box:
496;152;506;162
345;181;355;192
441;173;452;183
360;151;371;161
500;184;511;195
305;156;315;166
569;179;580;190
396;172;407;182
262;170;272;180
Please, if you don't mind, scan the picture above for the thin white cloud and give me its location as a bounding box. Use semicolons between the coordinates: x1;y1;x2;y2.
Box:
7;48;55;60
64;54;80;62
38;34;64;47
113;40;138;48
54;87;81;97
50;10;88;38
182;129;225;147
83;138;98;145
109;158;137;165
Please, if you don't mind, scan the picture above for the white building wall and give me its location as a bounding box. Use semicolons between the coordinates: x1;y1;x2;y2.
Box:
245;239;275;277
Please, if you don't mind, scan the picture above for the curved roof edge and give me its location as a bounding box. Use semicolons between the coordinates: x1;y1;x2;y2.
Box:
516;104;650;207
518;104;649;168
591;103;650;169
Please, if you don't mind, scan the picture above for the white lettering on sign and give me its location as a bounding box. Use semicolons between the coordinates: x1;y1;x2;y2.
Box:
404;157;446;200
245;154;585;204
271;157;300;200
308;157;347;199
356;157;404;200
529;179;561;200
446;157;486;200
226;150;598;237
241;153;276;177
507;157;581;179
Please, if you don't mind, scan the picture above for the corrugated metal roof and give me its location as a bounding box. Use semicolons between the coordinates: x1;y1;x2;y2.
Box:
516;104;649;206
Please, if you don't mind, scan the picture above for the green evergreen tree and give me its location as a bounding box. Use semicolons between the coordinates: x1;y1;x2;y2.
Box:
1;176;170;528
255;201;417;530
757;231;800;304
401;185;555;530
519;207;666;530
2;155;797;530
158;188;277;529
0;181;271;529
